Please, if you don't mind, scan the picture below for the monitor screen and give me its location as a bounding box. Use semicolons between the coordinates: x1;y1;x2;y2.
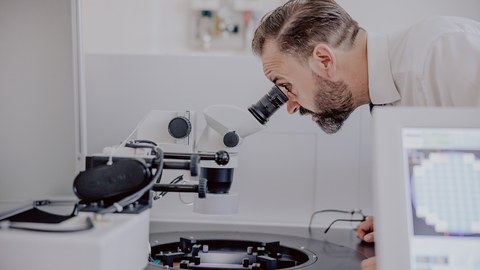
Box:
402;127;480;269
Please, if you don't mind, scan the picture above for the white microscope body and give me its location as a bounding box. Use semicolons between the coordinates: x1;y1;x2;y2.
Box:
134;84;289;214
197;105;265;154
194;105;264;214
136;105;264;214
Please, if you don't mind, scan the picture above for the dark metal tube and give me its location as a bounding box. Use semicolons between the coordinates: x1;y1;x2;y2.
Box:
164;152;216;160
152;184;199;193
162;161;190;170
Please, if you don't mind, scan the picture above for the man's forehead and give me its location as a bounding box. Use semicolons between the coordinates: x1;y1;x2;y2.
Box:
261;40;287;82
261;40;307;83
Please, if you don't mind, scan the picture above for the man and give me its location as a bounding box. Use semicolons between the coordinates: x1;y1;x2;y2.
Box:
251;0;480;269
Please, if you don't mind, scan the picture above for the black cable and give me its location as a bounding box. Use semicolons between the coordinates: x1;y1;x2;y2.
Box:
308;209;366;234
125;141;158;155
133;139;157;146
154;175;184;200
324;218;366;234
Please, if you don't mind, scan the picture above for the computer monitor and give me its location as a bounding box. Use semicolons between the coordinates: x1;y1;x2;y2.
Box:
372;107;480;270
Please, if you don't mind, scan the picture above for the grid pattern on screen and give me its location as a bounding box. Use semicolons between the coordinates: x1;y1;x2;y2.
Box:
411;151;480;235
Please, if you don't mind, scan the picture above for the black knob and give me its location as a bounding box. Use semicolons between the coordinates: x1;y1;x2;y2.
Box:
190;154;200;177
168;116;192;139
223;131;240;147
192;244;201;257
179;237;193;253
214;151;229;165
242;258;250;267
198;178;207;198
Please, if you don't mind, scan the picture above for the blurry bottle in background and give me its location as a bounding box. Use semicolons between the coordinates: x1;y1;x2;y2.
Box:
196;10;214;51
190;0;262;53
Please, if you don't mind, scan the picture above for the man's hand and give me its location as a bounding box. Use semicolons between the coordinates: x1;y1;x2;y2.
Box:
361;256;377;270
356;216;375;242
357;216;376;270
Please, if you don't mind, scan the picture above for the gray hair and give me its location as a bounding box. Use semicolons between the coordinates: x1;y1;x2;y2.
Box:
252;0;361;62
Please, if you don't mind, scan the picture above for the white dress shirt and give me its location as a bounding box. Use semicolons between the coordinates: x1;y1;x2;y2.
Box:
367;16;480;107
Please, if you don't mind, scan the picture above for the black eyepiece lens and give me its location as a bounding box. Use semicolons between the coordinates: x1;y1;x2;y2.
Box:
248;85;288;125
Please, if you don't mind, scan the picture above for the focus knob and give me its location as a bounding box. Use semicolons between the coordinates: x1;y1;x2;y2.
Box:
168;116;192;139
214;151;229;166
190;154;200;177
198;178;207;198
223;131;239;147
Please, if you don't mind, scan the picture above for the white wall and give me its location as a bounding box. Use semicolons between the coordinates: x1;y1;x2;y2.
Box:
82;0;480;227
0;0;80;201
82;0;284;54
340;0;480;33
82;0;480;55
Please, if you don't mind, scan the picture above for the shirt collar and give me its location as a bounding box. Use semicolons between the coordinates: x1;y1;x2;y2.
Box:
367;32;401;105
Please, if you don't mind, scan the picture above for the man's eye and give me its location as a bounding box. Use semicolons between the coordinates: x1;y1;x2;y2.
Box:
279;84;291;92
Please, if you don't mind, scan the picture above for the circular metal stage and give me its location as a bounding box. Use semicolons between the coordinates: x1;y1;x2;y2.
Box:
147;231;367;269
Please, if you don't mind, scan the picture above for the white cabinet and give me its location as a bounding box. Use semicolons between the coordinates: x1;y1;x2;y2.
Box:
0;0;83;200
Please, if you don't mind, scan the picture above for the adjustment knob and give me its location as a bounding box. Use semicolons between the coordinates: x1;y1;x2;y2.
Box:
190;154;200;177
198;178;207;198
168;116;192;139
214;151;229;166
223;131;239;147
242;258;250;268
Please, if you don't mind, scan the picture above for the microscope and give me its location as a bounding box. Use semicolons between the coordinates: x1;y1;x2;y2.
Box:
0;85;288;270
193;85;289;214
74;85;288;216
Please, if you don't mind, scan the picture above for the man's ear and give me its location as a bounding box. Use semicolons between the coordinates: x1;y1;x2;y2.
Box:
308;44;336;79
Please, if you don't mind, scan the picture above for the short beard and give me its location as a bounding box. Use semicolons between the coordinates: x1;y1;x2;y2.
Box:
299;74;355;134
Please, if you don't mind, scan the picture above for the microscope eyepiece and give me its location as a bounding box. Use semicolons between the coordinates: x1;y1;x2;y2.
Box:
248;85;288;125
